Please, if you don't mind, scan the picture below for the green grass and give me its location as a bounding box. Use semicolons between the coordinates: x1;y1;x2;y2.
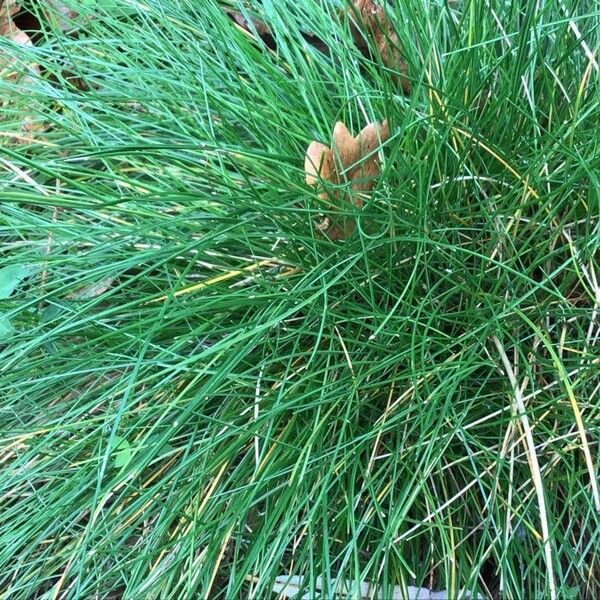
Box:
1;0;599;598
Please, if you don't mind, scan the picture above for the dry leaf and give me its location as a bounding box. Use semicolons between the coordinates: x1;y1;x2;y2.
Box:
0;0;43;143
348;0;410;94
222;3;409;93
0;0;37;68
305;140;333;186
66;277;116;300
228;8;277;51
43;0;79;32
0;0;32;55
230;10;272;38
305;118;389;240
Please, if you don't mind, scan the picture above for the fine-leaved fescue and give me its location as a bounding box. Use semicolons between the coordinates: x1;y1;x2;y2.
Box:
1;0;599;598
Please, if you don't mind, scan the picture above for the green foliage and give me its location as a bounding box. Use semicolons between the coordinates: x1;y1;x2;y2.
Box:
1;0;599;598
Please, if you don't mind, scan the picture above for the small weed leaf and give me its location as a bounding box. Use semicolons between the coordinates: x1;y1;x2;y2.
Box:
112;436;133;470
0;264;34;299
0;313;14;340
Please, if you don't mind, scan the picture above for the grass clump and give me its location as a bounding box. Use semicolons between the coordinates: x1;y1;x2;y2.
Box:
1;0;599;598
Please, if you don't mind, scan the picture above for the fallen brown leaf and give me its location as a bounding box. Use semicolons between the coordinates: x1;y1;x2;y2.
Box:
223;2;410;94
305;119;389;240
347;0;410;94
66;277;116;300
230;10;272;39
0;0;32;54
0;0;44;143
43;0;79;32
228;8;277;51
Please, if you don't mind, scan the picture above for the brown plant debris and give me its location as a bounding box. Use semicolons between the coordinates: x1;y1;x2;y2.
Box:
347;0;410;94
0;0;28;45
228;8;277;51
305;119;389;240
1;0;43;143
226;1;410;94
43;0;80;32
0;0;38;74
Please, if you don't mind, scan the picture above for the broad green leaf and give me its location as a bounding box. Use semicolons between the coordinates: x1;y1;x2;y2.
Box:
0;314;14;340
0;265;34;300
112;436;133;469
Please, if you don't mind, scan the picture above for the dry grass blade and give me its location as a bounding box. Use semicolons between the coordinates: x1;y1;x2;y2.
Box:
492;335;557;600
